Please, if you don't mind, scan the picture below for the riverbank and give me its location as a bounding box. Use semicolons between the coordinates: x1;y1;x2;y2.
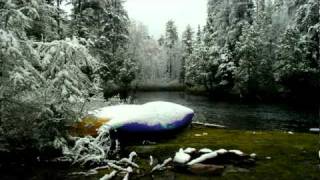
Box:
123;126;319;179
1;126;318;179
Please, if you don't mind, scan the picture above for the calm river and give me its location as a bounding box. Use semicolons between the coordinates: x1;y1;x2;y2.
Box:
132;91;319;132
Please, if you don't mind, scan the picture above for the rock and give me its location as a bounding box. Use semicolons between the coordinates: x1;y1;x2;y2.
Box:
187;163;224;175
239;158;256;166
152;170;176;180
198;152;253;166
224;165;250;173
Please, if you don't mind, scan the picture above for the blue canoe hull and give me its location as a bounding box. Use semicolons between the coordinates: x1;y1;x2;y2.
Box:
115;113;194;133
108;113;194;144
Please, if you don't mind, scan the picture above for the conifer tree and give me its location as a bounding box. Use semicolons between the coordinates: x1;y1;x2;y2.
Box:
181;25;194;83
164;20;180;80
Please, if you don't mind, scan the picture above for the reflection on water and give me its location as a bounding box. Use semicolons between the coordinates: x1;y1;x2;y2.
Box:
132;91;319;132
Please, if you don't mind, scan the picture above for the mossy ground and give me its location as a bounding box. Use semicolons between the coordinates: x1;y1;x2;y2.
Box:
122;126;319;180
5;126;317;180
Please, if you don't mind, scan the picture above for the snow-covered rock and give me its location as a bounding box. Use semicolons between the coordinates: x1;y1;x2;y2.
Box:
199;148;213;154
228;150;244;156
214;149;227;154
187;152;218;165
173;148;191;164
184;147;196;154
173;147;256;175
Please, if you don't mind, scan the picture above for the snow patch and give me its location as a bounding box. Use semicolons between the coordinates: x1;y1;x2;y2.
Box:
250;153;257;158
187;151;218;165
184;147;196;154
214;149;227;154
228;150;244;156
310;128;320;132
199;148;213;153
149;155;154;166
173;148;191;164
152;158;172;172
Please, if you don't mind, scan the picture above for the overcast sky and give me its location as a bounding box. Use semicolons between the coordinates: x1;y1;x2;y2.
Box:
124;0;208;39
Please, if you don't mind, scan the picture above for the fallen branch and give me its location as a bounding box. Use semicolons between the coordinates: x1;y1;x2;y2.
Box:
192;121;226;128
152;157;172;172
99;170;117;180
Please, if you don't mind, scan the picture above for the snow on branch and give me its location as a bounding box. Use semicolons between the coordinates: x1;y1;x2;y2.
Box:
151;157;172;172
99;170;117;180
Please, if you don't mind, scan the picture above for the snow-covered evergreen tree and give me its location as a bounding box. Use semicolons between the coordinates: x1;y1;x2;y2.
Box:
164;20;182;80
185;40;208;88
164;20;178;49
196;25;202;45
234;22;261;97
181;25;194;83
200;0;254;94
0;0;100;150
273;0;319;100
71;0;136;97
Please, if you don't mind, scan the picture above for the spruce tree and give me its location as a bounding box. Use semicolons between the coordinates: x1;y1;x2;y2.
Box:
181;25;194;83
164;20;180;80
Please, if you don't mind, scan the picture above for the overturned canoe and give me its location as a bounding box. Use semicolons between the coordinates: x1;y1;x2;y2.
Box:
74;101;194;137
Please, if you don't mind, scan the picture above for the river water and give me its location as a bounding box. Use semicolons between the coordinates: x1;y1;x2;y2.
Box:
132;91;319;132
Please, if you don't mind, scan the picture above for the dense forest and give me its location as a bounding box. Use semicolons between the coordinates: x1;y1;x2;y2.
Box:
0;0;319;170
133;0;320;102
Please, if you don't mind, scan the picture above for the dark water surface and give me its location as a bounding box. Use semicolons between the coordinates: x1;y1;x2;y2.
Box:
132;91;319;132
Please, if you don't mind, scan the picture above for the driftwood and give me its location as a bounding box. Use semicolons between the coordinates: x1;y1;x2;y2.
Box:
192;121;226;128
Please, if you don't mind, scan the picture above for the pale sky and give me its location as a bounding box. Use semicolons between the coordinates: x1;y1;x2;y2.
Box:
124;0;208;39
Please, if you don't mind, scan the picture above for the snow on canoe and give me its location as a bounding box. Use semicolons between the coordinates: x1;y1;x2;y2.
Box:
73;101;194;137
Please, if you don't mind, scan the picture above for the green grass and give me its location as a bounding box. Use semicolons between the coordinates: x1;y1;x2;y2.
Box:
123;126;320;180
